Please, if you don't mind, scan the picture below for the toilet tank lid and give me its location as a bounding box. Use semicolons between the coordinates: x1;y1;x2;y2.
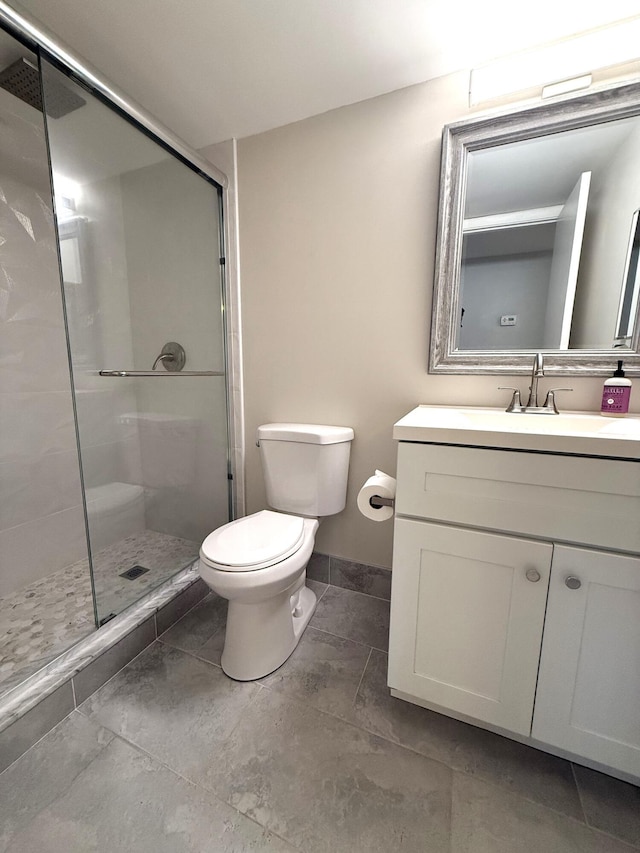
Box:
257;423;354;444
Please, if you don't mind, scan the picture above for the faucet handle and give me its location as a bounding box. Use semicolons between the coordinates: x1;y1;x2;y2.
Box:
543;388;573;414
498;387;523;413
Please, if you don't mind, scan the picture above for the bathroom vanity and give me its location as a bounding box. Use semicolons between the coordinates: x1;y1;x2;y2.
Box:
388;406;640;783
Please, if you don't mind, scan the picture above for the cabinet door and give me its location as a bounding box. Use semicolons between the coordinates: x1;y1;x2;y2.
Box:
532;546;640;778
388;519;552;735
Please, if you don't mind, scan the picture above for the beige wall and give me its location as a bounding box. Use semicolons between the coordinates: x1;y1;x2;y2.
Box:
237;71;638;570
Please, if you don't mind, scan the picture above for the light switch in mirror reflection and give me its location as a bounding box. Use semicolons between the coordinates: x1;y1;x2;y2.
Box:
429;80;640;375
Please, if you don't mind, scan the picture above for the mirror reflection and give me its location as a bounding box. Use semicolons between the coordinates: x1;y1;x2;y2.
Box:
458;117;640;352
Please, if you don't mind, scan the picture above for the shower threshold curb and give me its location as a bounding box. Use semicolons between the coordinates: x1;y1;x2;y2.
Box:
0;561;203;736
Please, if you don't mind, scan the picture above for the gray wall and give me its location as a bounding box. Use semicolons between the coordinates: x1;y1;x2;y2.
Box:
459;253;552;350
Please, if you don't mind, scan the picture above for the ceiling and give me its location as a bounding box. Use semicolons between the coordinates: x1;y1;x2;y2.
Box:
11;0;640;149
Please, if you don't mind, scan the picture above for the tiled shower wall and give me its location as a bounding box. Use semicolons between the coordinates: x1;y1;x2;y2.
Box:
68;171;142;508
0;88;88;597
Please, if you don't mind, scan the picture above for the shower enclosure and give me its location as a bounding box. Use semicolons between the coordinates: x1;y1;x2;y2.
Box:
0;20;232;695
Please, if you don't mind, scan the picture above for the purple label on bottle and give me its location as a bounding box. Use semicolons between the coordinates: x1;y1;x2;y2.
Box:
601;386;631;413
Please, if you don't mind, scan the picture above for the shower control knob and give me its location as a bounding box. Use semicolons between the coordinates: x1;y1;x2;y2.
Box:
525;568;541;583
565;576;582;590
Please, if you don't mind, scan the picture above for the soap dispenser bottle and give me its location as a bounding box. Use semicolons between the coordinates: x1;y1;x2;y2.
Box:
600;360;632;417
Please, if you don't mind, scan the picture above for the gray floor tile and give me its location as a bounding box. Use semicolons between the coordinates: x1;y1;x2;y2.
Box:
351;650;584;821
3;734;296;852
80;642;260;778
195;624;226;667
0;711;113;852
158;592;227;653
574;764;640;848
451;772;637;853
310;585;390;651
305;579;328;601
200;688;452;853
259;626;370;718
8;568;637;853
330;558;392;600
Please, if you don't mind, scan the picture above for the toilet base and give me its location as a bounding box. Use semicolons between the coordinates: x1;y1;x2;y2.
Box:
220;581;317;681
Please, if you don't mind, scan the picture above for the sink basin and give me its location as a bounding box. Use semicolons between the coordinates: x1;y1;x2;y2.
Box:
393;406;640;458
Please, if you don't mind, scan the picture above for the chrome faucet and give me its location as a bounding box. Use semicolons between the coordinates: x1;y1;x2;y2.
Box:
499;352;573;414
526;352;545;408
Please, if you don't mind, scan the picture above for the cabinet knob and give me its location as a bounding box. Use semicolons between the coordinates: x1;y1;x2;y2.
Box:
525;568;541;583
565;576;582;590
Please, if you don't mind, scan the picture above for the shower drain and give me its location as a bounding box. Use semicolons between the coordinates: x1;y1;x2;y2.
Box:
119;565;150;580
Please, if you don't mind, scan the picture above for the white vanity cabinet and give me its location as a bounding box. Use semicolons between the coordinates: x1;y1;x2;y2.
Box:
390;518;552;735
533;545;640;779
389;435;640;782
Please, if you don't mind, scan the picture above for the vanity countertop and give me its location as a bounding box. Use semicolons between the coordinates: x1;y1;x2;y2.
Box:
394;405;640;459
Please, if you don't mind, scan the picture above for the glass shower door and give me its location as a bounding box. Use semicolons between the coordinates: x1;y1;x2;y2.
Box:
42;59;230;624
0;31;94;693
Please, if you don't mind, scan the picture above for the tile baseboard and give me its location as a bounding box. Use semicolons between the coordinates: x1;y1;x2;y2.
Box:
307;552;391;601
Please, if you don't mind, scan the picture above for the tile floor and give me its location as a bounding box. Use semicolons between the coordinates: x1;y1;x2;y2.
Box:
1;581;639;852
0;530;198;695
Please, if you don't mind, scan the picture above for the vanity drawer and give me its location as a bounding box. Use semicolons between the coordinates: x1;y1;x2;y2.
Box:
395;443;640;553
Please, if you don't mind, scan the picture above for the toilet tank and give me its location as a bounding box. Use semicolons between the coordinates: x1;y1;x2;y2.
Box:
257;423;354;517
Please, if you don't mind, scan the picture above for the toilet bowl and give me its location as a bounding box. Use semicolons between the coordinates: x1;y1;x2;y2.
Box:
198;422;354;681
199;510;319;680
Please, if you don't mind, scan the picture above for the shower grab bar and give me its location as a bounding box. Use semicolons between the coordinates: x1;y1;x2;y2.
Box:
99;369;224;377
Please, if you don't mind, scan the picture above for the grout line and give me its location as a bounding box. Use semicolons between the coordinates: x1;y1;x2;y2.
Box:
157;638;225;671
248;640;625;843
74;623;158;709
254;675;452;772
461;763;640;850
571;761;589;826
105;728;300;851
353;647;373;705
452;766;588;828
325;580;391;603
223;683;265;742
305;623;384;651
309;581;329;602
566;764;640;853
156;590;215;641
0;705;78;777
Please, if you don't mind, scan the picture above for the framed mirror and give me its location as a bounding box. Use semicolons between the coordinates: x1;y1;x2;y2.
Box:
429;80;640;375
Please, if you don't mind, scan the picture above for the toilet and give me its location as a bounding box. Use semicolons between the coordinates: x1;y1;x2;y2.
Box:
198;423;354;681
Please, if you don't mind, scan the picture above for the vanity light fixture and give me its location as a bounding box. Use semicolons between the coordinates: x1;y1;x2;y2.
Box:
542;75;592;99
470;15;640;105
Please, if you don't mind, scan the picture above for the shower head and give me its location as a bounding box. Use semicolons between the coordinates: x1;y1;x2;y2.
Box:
0;57;85;118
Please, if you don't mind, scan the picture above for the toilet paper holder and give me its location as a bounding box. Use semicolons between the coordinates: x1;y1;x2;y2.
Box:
369;495;395;509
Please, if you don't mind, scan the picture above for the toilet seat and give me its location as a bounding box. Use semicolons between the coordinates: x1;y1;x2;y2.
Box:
200;510;305;571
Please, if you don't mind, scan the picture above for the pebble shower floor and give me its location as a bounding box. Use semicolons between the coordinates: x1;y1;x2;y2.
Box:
0;530;198;694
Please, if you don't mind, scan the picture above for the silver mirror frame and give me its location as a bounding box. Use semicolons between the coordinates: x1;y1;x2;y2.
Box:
429;80;640;376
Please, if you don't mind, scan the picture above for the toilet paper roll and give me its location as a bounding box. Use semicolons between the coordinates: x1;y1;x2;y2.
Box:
357;469;397;522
